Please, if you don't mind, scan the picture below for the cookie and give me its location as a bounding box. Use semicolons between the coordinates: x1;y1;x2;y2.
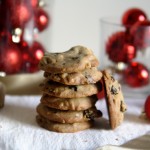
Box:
39;45;99;73
44;67;102;85
36;115;93;133
40;81;99;98
102;70;127;129
40;94;97;110
36;103;102;123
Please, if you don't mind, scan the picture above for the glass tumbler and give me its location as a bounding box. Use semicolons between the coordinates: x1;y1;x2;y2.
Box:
0;0;52;76
0;0;53;94
100;17;150;97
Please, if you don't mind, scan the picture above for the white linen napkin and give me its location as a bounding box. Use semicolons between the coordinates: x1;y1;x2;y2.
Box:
0;95;150;150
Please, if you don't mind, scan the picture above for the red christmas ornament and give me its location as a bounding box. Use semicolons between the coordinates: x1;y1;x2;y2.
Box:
34;8;50;32
144;95;150;119
9;2;32;28
130;20;150;49
30;41;45;62
0;42;22;74
106;31;136;63
123;62;149;87
122;8;147;26
28;41;45;72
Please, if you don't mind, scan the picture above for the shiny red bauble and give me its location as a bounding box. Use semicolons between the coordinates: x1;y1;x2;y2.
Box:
9;2;32;28
106;31;136;63
130;20;150;49
144;95;150;119
28;41;45;72
123;62;149;87
122;8;147;26
0;42;22;74
30;41;45;62
34;8;50;32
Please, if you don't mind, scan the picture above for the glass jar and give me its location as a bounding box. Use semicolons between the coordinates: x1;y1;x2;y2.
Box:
100;17;150;97
0;0;52;76
0;0;53;94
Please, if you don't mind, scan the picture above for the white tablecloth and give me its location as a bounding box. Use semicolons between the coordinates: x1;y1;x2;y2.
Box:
0;95;150;150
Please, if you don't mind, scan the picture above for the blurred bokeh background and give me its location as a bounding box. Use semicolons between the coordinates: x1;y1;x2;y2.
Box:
50;0;150;59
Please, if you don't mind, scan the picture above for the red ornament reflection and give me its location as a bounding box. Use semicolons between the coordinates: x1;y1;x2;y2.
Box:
106;31;136;63
130;20;150;49
123;62;149;87
29;41;45;73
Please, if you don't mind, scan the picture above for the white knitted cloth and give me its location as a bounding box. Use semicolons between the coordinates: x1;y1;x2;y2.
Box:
0;95;150;150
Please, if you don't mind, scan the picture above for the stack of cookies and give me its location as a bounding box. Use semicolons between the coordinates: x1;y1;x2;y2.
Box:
36;46;103;133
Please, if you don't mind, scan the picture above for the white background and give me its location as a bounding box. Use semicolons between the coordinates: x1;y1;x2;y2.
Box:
44;0;150;63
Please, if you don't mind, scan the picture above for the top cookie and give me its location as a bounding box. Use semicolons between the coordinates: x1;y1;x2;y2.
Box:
39;45;99;73
102;70;127;129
